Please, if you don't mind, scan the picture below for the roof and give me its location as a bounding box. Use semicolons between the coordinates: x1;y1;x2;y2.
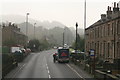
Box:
13;30;26;36
85;11;120;30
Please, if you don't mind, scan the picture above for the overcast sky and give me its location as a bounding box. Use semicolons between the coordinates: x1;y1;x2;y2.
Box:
0;0;120;29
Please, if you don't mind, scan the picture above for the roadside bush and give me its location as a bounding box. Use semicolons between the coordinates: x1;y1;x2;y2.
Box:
2;53;18;77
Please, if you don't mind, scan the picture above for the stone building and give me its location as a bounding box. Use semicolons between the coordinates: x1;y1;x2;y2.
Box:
2;22;27;47
85;2;120;64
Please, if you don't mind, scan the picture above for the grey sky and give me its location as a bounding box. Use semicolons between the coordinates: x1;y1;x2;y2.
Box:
0;0;120;29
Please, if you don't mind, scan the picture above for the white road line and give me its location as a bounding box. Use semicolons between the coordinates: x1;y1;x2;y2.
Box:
45;57;52;78
48;75;51;78
47;66;48;70
66;64;85;80
48;70;50;73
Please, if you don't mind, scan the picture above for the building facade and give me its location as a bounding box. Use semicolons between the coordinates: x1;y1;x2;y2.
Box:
85;2;120;63
2;22;27;47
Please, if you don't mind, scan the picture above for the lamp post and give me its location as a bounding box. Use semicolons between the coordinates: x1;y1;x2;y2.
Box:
34;23;36;39
76;22;78;52
26;13;29;48
26;13;29;36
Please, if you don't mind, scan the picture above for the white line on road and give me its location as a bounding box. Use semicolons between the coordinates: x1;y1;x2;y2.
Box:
47;66;48;70
49;75;51;78
66;64;85;80
48;70;50;74
45;58;51;78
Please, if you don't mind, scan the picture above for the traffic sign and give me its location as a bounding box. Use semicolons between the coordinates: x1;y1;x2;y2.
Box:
90;49;95;56
61;52;67;56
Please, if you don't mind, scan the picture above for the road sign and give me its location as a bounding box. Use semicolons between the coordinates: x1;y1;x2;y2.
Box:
90;49;95;56
61;52;67;56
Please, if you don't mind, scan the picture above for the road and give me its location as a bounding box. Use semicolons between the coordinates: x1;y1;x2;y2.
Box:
5;49;93;79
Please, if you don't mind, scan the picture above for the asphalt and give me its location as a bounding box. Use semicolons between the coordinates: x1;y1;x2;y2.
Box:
5;49;94;79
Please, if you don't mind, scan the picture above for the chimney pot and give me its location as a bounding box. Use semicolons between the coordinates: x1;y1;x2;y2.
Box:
108;6;109;11
9;22;11;26
117;3;119;8
114;2;116;8
110;7;111;11
101;14;106;21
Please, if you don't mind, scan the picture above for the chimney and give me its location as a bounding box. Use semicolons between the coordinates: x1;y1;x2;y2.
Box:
18;28;20;32
12;23;15;27
107;6;112;19
101;14;106;21
113;2;119;13
8;22;12;26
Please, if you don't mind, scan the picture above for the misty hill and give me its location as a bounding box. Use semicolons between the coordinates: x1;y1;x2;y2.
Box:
1;15;84;46
18;22;75;46
1;15;65;29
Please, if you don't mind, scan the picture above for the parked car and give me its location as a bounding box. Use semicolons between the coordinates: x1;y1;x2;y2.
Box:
26;48;31;54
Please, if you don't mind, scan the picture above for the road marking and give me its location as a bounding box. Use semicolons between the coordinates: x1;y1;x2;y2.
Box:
48;75;51;78
48;70;50;73
47;66;48;70
66;64;85;80
45;57;52;78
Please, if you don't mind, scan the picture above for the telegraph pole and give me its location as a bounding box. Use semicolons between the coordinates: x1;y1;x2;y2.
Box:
63;28;65;48
84;0;87;69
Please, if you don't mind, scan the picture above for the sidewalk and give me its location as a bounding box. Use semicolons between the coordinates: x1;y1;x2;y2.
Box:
68;61;96;80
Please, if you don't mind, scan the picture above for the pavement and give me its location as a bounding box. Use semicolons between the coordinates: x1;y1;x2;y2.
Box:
4;49;95;80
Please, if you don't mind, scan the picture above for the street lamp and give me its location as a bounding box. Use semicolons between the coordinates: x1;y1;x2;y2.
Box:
34;23;36;39
75;22;78;52
26;13;29;48
26;13;30;36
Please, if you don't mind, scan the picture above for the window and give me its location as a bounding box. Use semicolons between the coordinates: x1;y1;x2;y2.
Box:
101;26;103;37
108;24;110;36
116;42;120;58
95;28;97;38
98;27;99;38
103;42;106;58
104;25;105;37
117;21;120;34
108;43;110;57
112;23;114;35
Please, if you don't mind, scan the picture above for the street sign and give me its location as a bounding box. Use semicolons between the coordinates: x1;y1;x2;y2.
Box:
90;49;95;56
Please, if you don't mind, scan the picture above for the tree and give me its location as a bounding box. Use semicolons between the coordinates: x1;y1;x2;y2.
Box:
28;39;40;51
39;37;50;50
72;34;85;51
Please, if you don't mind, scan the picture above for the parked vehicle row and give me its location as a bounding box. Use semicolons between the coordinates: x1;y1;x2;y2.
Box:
2;47;32;78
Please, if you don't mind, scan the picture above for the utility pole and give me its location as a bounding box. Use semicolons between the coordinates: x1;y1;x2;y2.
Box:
34;23;36;39
84;0;87;69
76;22;78;52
